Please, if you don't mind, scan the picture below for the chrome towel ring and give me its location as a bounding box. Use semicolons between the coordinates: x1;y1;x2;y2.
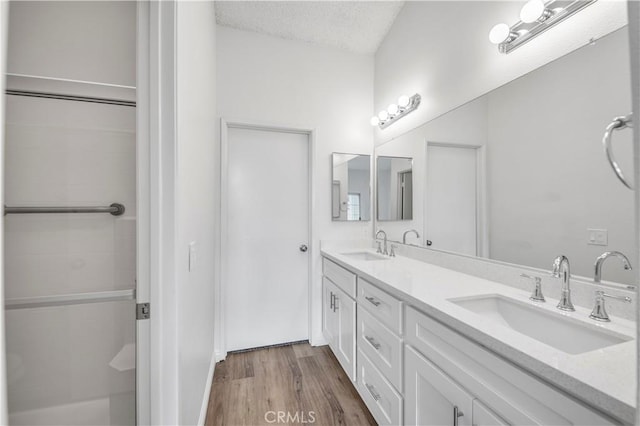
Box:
602;114;633;190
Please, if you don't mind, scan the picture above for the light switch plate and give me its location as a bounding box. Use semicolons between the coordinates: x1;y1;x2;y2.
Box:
189;241;197;272
587;229;608;246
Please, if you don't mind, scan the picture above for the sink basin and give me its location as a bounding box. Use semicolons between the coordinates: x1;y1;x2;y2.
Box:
340;251;389;261
449;294;632;355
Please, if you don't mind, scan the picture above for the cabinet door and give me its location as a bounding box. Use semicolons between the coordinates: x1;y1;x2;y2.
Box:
473;400;510;426
322;277;336;348
405;345;473;426
334;286;356;381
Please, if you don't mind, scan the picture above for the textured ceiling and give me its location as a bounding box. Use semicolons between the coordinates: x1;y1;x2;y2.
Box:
215;1;406;54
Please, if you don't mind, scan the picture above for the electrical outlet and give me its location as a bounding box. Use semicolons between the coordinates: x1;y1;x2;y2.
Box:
587;229;608;246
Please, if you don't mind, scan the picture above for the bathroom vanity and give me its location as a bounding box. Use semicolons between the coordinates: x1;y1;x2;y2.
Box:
321;247;635;425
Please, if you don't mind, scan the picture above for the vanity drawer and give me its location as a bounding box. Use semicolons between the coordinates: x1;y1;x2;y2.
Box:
357;349;403;426
358;278;402;334
358;305;402;391
322;257;356;298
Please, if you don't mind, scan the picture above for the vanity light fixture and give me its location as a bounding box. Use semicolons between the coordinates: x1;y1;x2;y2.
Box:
489;0;596;54
371;93;421;129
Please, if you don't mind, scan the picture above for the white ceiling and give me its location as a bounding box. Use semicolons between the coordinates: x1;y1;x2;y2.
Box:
215;1;406;54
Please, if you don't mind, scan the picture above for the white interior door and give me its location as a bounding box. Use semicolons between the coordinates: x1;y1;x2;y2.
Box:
426;144;478;256
225;126;309;352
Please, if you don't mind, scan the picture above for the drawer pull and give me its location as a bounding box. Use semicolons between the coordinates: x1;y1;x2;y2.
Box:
453;406;464;426
330;292;335;310
364;335;381;350
365;296;381;307
365;383;381;401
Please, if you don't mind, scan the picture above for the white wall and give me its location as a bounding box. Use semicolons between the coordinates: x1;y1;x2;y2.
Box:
7;1;136;86
374;0;627;145
217;26;374;346
175;2;217;425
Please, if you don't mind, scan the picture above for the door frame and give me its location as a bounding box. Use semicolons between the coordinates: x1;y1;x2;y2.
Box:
424;141;488;258
218;118;315;360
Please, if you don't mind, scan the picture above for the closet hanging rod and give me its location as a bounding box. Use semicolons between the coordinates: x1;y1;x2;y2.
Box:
4;203;125;216
5;289;135;310
5;89;136;107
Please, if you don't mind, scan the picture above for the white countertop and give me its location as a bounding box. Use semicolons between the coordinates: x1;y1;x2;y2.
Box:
321;247;637;424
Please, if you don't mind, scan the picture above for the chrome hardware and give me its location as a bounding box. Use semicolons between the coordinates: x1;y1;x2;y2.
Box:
426;240;433;246
402;229;420;244
602;114;633;189
365;296;381;307
552;255;575;312
389;244;397;257
594;251;632;284
299;244;308;252
376;241;383;254
453;406;464;426
365;383;381;401
364;335;382;350
589;290;632;322
329;292;335;310
521;273;545;302
136;302;150;320
376;229;388;255
4;202;125;216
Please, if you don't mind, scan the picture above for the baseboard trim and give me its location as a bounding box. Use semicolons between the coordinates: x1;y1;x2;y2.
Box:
197;352;217;426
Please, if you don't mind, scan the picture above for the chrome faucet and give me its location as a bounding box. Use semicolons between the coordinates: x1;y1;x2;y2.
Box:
594;251;632;284
375;230;388;256
402;229;420;245
589;290;632;322
552;255;575;312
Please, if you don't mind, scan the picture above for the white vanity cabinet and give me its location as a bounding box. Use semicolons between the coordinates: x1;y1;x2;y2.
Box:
322;259;357;381
404;306;617;426
320;253;620;426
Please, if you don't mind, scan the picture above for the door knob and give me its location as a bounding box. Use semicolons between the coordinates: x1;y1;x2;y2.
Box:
426;240;433;246
299;244;308;252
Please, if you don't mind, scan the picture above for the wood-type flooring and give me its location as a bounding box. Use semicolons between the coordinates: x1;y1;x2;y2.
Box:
205;342;376;426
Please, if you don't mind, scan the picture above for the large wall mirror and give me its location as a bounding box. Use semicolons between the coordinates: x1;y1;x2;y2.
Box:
332;153;371;221
376;156;413;221
374;26;635;287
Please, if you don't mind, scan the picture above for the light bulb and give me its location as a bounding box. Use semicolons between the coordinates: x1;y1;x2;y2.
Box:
397;95;410;108
520;0;548;23
370;116;380;126
378;110;389;121
387;104;399;116
488;23;512;45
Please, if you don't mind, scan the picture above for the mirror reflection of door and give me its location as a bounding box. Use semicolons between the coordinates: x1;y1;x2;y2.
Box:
376;156;413;221
332;181;341;218
425;143;480;256
331;153;371;221
397;169;413;220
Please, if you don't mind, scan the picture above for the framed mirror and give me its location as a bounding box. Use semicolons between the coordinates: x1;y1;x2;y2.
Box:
374;26;635;287
376;156;413;221
331;153;371;221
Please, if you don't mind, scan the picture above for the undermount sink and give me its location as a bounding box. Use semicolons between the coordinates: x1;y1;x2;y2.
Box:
340;251;389;261
449;294;632;355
